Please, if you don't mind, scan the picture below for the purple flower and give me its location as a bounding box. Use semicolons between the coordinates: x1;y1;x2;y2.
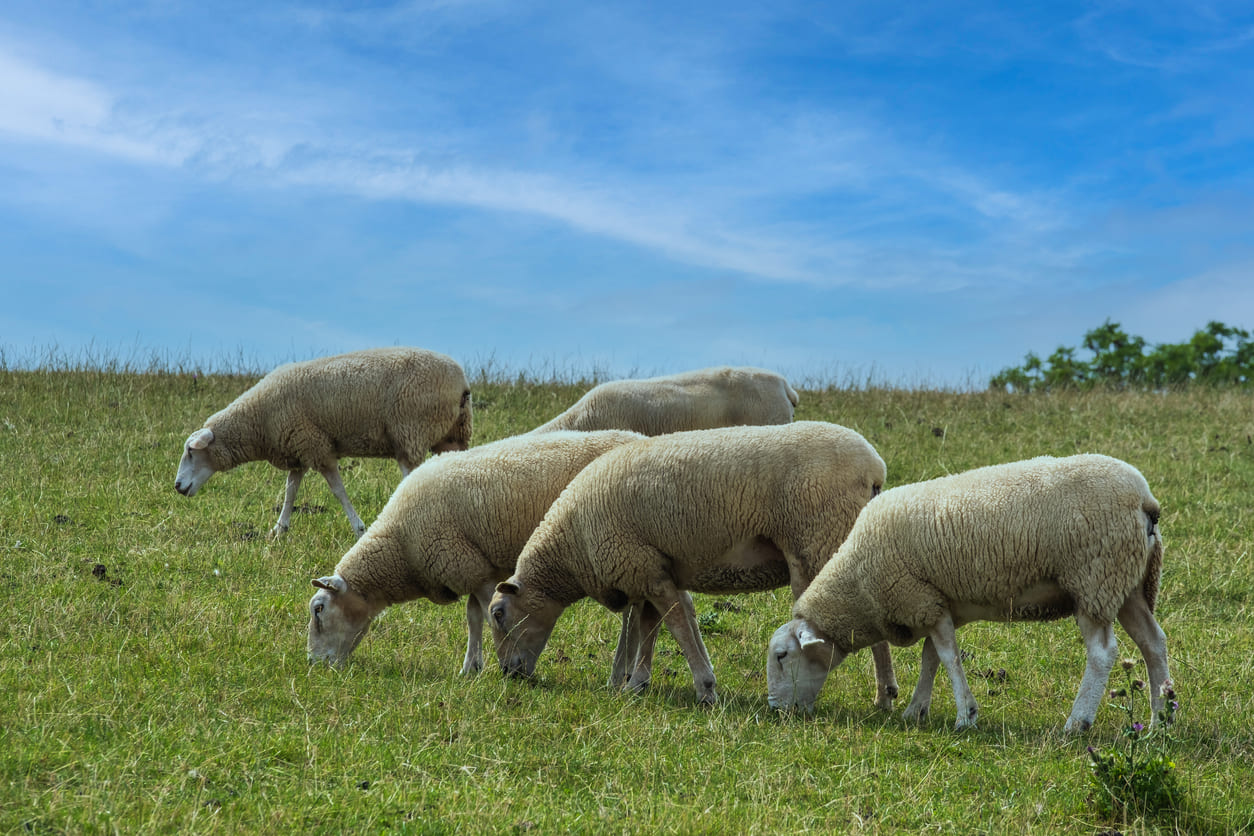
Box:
1132;722;1144;733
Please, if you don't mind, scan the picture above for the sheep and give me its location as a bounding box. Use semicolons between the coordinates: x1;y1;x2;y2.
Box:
175;347;472;539
766;453;1171;733
488;421;898;707
307;429;645;672
529;365;799;436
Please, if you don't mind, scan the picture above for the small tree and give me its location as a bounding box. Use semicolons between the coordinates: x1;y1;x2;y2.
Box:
1084;320;1148;386
1042;346;1088;389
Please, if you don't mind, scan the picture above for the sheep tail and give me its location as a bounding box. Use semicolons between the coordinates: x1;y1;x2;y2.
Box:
1142;497;1162;612
785;383;800;407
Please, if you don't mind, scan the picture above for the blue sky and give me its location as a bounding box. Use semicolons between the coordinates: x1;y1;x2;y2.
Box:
2;1;1252;387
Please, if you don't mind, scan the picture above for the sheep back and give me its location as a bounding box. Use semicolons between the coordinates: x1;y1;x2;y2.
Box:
798;454;1162;642
335;429;645;602
517;420;885;604
204;347;471;472
532;365;798;435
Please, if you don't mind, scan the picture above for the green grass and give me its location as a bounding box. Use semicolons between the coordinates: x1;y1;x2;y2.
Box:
1;368;1251;834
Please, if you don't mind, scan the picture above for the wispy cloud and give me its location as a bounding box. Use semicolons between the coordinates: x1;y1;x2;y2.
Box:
0;35;1071;293
0;48;174;162
2;0;1249;348
1076;1;1254;72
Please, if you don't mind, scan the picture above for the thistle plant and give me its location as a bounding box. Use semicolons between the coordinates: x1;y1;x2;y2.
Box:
1087;659;1183;819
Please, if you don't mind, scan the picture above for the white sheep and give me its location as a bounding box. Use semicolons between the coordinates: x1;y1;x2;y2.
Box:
488;421;898;707
307;429;644;672
529;366;799;435
175;347;472;539
767;454;1171;733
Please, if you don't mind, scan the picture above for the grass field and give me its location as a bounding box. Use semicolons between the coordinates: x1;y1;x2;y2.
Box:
1;367;1251;834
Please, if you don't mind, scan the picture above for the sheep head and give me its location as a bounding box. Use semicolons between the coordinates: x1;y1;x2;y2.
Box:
174;428;219;497
307;575;372;667
766;618;845;712
488;578;564;679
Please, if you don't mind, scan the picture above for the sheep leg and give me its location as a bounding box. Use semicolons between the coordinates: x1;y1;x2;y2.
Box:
624;601;663;694
1117;592;1172;721
650;583;717;705
870;641;899;710
461;583;496;675
269;469;305;539
609;607;635;689
319;464;367;538
1065;614;1119;734
902;636;940;723
930;612;978;729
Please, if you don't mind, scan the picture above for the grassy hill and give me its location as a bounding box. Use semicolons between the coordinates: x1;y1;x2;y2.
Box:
1;368;1250;833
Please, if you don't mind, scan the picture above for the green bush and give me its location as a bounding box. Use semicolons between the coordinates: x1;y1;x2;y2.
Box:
1087;662;1184;819
991;320;1254;391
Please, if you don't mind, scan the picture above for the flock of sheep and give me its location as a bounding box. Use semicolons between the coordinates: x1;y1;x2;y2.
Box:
175;346;1173;733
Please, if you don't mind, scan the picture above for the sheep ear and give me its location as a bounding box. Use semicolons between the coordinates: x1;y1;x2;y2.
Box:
312;576;345;594
188;428;215;450
496;581;520;597
797;622;827;649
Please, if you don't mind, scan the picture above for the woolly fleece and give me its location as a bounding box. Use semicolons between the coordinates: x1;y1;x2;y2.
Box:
308;429;644;671
530;365;799;435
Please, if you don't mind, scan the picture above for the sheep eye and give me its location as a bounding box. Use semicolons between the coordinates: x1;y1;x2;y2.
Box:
314;604;324;615
776;650;787;663
491;607;504;625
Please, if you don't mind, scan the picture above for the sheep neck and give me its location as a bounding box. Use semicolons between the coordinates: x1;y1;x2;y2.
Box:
806;559;883;655
204;406;264;470
522;545;586;608
337;535;424;610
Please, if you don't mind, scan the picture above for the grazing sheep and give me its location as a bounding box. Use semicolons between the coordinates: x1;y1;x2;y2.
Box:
175;347;472;539
767;454;1171;733
307;429;644;672
489;421;898;707
529;366;799;435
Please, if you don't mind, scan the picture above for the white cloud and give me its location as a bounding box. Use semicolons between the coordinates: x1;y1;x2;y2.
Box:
0;10;1226;310
0;48;109;137
0;47;184;163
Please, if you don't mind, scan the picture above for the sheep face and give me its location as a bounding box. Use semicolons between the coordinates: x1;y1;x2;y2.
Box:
174;429;218;497
488;580;563;679
307;576;371;667
766;619;845;712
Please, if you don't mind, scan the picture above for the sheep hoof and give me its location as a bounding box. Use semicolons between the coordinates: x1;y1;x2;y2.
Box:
268;524;289;541
622;676;650;695
1063;717;1092;734
902;705;928;723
